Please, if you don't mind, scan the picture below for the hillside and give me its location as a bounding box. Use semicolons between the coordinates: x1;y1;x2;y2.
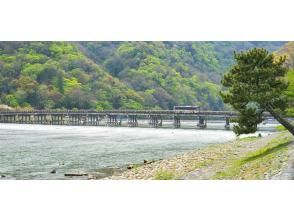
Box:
78;42;284;81
277;42;294;116
0;42;144;110
78;41;285;110
0;41;286;110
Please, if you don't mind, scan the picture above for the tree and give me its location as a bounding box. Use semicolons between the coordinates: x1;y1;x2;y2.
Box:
220;48;294;136
56;72;64;94
5;94;18;107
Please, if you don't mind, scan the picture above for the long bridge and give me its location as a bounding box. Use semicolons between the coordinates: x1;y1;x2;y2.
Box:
0;110;275;129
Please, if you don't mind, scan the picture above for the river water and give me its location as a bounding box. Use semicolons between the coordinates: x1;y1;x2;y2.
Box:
0;123;277;180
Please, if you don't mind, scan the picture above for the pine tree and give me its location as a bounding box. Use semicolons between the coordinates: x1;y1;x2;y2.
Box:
220;48;294;136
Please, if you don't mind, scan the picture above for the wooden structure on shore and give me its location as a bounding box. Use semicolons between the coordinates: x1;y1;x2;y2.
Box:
0;110;274;129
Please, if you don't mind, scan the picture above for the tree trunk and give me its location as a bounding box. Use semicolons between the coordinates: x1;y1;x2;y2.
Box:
266;105;294;135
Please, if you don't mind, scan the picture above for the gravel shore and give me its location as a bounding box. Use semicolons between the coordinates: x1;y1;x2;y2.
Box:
104;132;293;180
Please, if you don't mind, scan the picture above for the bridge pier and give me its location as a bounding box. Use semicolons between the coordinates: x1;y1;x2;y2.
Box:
69;115;74;125
224;117;230;129
88;115;96;126
3;114;9;123
79;115;86;125
149;115;162;128
95;115;101;126
77;115;82;125
86;115;93;126
173;116;181;128
68;115;73;125
21;115;25;124
18;114;22;123
54;115;63;125
33;115;38;124
4;115;8;123
128;115;138;127
38;115;44;124
106;115;120;126
6;115;10;123
52;115;58;125
24;115;28;124
197;116;207;128
5;115;10;123
69;115;79;125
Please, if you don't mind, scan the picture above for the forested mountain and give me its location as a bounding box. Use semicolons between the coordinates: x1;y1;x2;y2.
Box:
277;42;294;116
0;41;286;110
79;42;284;82
0;42;144;110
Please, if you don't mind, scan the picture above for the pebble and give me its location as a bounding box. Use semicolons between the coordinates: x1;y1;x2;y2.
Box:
104;133;285;180
50;169;57;174
127;165;134;169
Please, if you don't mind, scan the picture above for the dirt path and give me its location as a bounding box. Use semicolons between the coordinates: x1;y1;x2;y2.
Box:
271;141;294;180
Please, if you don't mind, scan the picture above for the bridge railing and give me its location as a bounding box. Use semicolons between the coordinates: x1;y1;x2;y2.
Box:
0;109;275;118
0;109;237;114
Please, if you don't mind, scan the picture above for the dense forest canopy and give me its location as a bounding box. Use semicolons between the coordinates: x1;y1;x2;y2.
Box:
277;42;294;116
0;41;287;110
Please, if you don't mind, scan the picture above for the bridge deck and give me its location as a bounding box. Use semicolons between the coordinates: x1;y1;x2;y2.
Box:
0;110;271;116
0;110;277;129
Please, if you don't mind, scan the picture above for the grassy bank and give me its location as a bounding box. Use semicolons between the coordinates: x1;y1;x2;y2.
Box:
214;133;292;179
106;132;293;180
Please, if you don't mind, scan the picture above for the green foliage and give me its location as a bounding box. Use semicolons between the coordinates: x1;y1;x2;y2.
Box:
5;94;18;107
277;42;294;117
22;63;44;80
0;42;145;110
284;70;294;116
96;101;112;110
80;41;283;110
240;136;260;141
221;48;290;135
275;125;286;131
64;77;82;93
154;169;175;180
0;41;286;110
56;72;64;94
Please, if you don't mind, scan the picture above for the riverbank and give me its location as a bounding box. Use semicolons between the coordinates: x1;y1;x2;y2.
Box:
105;132;294;180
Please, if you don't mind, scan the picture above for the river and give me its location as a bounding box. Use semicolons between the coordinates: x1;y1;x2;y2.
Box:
0;123;277;179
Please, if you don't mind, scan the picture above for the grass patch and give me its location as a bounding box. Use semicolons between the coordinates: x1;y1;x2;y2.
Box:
214;134;292;179
154;169;175;180
132;164;143;169
240;136;260;142
275;125;286;131
239;141;289;164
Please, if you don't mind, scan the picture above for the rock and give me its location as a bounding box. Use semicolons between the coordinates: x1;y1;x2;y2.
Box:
143;160;154;164
127;165;134;170
1;174;6;178
50;169;57;174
